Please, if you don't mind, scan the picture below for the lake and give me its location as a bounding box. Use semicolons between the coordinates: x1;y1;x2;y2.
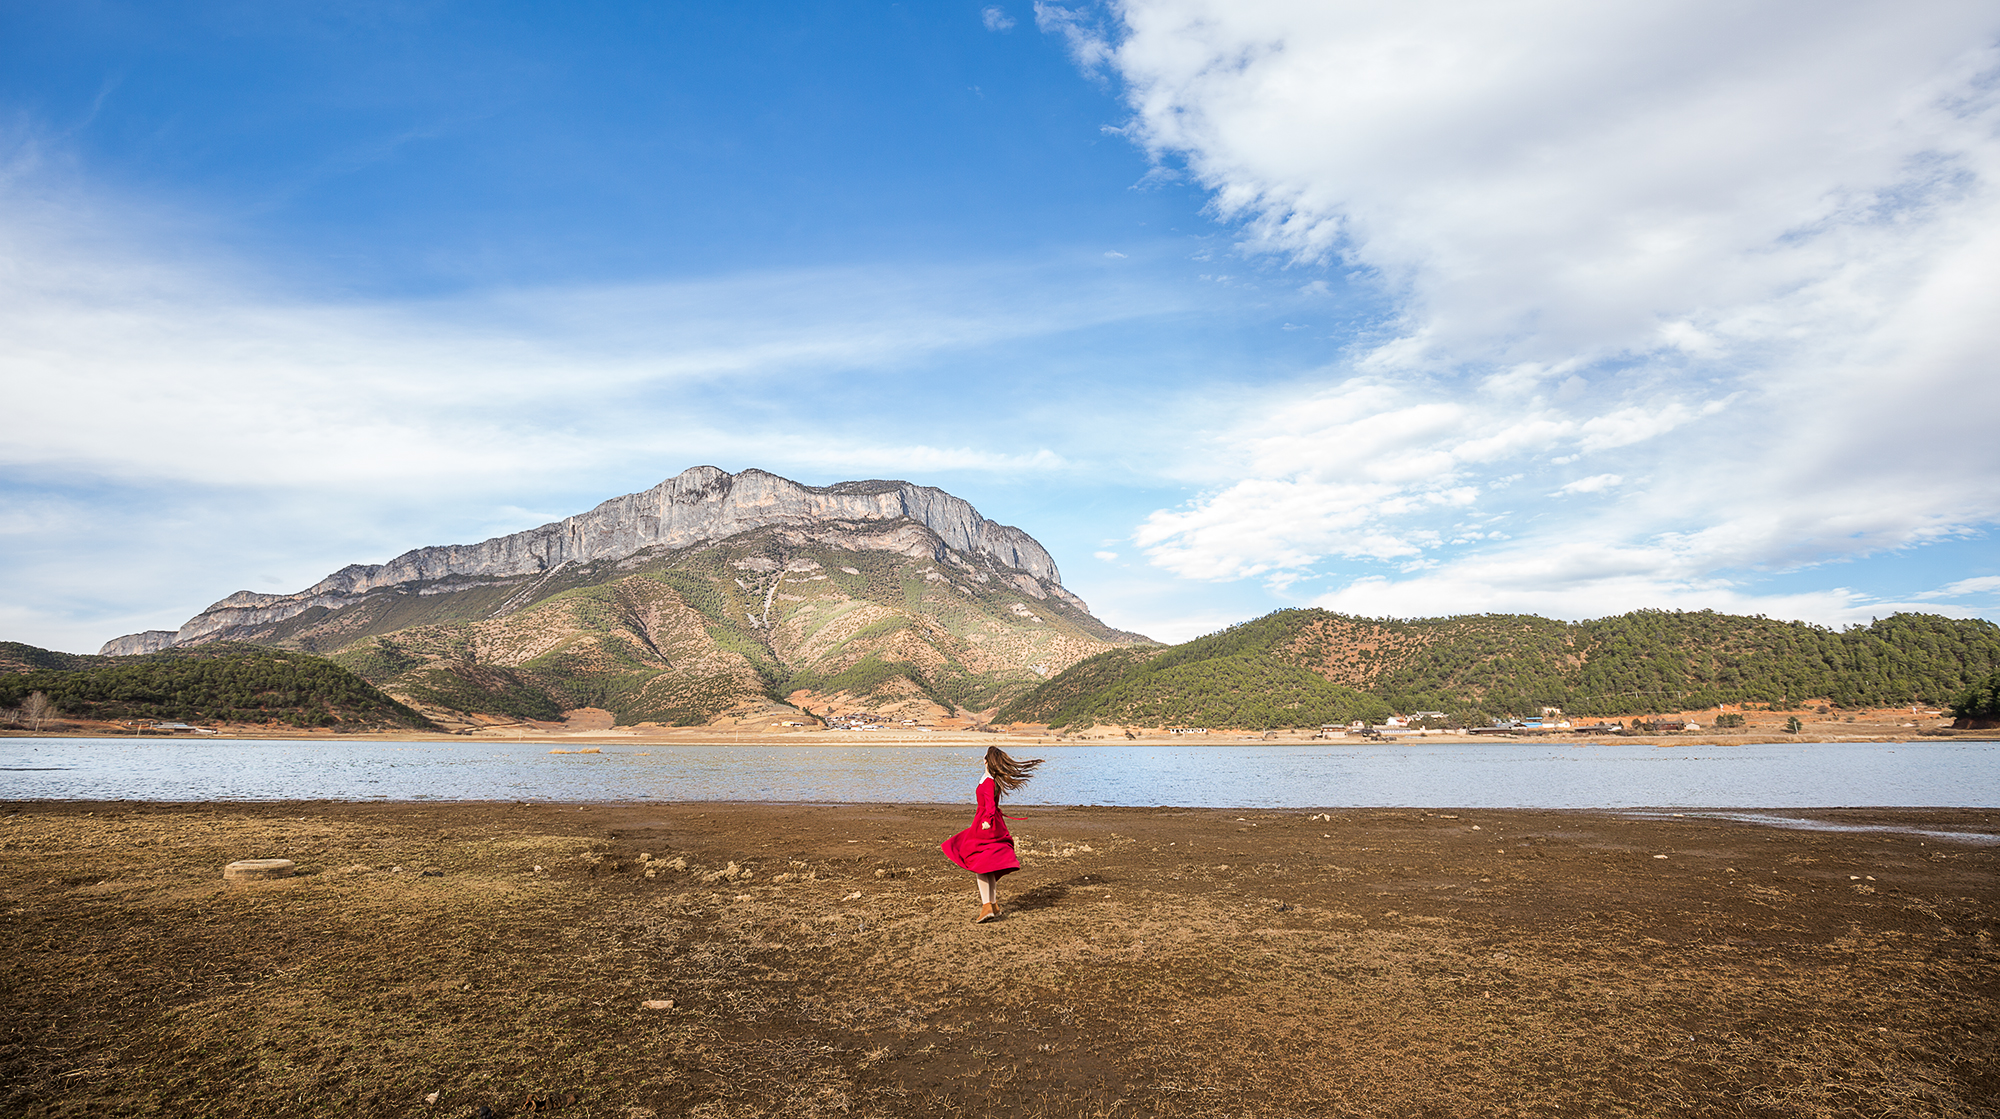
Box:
1;737;1995;809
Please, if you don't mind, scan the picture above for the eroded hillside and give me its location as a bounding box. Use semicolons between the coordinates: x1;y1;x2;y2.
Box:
93;468;1155;728
151;526;1146;728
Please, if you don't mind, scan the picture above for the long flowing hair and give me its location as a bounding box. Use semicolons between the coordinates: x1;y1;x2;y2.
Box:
985;745;1043;795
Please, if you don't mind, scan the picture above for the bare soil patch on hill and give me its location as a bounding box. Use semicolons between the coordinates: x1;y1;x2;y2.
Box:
2;801;1994;1118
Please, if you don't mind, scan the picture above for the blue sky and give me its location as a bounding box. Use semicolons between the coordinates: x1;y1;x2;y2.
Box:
4;0;1998;654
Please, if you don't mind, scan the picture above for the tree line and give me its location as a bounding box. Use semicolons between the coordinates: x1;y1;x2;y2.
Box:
1000;609;2000;729
0;643;434;729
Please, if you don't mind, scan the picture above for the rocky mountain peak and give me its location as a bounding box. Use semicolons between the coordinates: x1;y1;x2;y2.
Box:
101;467;1068;654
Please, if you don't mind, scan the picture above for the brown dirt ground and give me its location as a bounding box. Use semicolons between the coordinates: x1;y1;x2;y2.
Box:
1;801;1995;1118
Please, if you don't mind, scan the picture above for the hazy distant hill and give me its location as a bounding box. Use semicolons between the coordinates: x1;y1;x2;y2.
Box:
0;643;432;730
99;468;1153;727
997;608;2000;729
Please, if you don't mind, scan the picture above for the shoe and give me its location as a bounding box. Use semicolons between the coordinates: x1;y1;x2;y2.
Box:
976;903;999;923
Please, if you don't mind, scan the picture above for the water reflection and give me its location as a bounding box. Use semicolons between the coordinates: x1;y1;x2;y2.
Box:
1625;810;2000;844
0;738;1994;808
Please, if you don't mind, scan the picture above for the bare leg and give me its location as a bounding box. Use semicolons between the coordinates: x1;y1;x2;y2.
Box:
975;873;998;904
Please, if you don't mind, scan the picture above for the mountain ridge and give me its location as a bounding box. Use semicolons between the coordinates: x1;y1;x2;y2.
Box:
93;468;1153;727
102;466;1069;655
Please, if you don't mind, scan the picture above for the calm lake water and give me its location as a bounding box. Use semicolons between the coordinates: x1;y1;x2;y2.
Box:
0;737;1995;809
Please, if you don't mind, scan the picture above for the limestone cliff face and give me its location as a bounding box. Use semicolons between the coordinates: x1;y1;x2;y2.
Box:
101;467;1069;654
98;630;177;657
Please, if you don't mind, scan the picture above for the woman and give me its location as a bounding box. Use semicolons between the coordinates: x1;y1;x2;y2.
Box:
940;745;1043;923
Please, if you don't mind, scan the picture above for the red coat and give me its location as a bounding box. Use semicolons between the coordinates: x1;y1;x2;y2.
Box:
941;776;1020;877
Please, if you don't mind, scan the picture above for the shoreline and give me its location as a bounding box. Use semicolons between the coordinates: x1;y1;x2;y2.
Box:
10;796;2000;817
10;798;2000;838
4;727;1988;747
4;800;1994;1116
4;700;1975;747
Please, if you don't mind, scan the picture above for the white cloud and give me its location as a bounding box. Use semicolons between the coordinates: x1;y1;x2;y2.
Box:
1129;374;1716;584
1138;612;1249;643
1554;474;1622;496
780;445;1069;476
1098;605;1249;644
1113;1;1999;359
0;166;1152;495
1310;566;1882;627
1913;575;2000;601
1094;550;1120;561
1035;3;1115;76
0;158;1167;650
982;6;1017;32
1097;1;2000;617
1306;538;1996;629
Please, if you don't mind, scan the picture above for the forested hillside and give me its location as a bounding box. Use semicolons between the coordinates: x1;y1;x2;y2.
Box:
1952;669;2000;727
0;644;434;730
998;609;2000;729
1009;650;1389;731
0;642;95;674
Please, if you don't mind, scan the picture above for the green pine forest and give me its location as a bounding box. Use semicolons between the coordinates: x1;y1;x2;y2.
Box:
997;609;2000;731
1952;668;2000;725
8;608;1999;733
0;642;434;730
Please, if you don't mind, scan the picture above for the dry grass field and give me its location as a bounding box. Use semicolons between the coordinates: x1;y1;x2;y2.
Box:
2;800;1994;1117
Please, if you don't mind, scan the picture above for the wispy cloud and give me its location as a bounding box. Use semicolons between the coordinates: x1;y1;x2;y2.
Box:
0;165;1174;495
1913;575;2000;601
1554;474;1622;496
1094;0;2000;622
982;6;1016;32
0;155;1186;650
1035;3;1114;76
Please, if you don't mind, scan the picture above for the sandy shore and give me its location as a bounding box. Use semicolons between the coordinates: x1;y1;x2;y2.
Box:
1;697;1977;747
2;800;1994;1117
3;726;1983;747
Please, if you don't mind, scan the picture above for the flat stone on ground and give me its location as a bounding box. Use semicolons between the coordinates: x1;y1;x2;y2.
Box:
223;858;295;881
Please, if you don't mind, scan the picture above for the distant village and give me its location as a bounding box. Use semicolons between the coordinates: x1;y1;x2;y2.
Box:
792;712;973;732
802;707;1720;738
1305;708;1716;738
